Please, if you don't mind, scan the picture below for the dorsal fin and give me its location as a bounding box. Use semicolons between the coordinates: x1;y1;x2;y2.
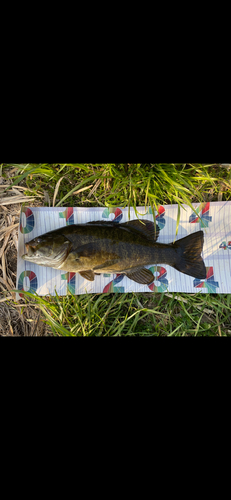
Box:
121;219;160;242
87;220;115;226
86;218;160;242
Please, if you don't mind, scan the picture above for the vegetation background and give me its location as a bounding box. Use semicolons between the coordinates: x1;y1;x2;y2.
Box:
0;163;231;336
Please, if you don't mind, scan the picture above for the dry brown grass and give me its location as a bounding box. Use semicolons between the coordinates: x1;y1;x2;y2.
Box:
0;171;49;335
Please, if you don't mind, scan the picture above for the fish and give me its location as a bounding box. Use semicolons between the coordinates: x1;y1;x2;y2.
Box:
21;219;206;284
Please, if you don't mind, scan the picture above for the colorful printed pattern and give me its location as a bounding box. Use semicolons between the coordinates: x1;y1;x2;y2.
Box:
20;207;35;234
149;206;166;231
189;202;212;228
219;241;231;250
194;267;219;293
59;207;74;225
18;271;38;298
102;207;123;223
103;274;125;293
148;266;168;292
61;272;76;294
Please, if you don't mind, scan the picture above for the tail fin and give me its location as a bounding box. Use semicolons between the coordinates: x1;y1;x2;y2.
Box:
173;231;206;279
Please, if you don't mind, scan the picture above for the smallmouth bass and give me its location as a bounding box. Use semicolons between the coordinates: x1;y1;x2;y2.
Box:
22;219;206;284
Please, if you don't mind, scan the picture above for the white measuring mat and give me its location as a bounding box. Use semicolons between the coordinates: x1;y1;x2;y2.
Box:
16;202;231;299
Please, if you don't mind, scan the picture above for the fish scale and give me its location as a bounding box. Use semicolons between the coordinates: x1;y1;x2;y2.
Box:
22;219;206;284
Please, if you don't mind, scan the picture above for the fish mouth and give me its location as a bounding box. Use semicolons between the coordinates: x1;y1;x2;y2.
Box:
21;243;37;260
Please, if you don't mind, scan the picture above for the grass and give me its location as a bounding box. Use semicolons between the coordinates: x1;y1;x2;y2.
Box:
15;289;231;336
1;162;231;336
3;163;231;210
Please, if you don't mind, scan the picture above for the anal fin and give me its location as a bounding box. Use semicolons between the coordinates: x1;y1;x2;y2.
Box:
126;267;154;285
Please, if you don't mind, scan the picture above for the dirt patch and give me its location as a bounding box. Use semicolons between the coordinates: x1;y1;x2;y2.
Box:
5;246;18;278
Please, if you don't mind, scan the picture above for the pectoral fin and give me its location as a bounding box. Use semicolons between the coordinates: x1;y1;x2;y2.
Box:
126;267;154;285
79;270;95;281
